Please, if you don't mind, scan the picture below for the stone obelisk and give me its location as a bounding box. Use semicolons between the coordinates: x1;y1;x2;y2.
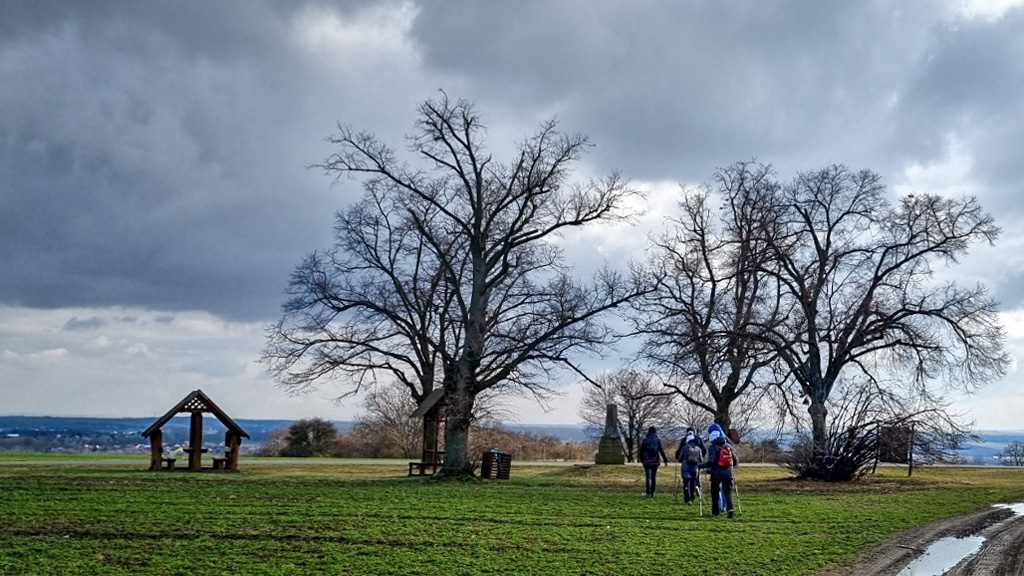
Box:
595;404;626;465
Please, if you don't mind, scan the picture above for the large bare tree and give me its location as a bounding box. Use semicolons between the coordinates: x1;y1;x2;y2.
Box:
634;162;787;430
271;94;644;475
760;165;1009;462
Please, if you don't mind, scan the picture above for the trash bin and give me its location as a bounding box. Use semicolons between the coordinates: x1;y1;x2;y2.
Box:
481;449;512;479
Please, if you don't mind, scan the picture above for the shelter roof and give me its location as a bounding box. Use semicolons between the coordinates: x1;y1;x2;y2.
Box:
410;389;446;419
141;389;250;439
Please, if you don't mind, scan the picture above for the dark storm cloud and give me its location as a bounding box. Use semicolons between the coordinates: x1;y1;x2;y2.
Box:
895;10;1024;205
62;316;107;332
3;0;1024;423
0;1;358;321
409;1;951;180
2;0;1023;322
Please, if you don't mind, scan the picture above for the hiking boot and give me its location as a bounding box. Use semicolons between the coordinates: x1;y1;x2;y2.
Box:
728;510;734;518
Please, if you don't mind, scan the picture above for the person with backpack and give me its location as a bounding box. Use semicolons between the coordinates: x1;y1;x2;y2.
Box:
699;423;738;517
675;427;705;504
639;426;670;497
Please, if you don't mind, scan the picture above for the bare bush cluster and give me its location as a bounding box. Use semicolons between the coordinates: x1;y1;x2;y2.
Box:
258;420;592;462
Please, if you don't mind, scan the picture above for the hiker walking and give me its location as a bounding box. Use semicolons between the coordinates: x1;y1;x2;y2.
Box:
639;426;670;497
675;427;705;504
699;423;737;517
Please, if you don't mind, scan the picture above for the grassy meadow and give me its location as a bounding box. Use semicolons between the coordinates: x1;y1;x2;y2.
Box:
2;457;1024;575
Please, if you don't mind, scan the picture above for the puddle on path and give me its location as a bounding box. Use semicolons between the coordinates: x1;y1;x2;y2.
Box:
993;502;1024;515
895;502;1024;576
896;536;984;576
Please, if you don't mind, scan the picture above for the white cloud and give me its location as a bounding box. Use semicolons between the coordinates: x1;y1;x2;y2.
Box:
293;1;419;63
893;134;978;198
956;0;1024;21
0;306;357;420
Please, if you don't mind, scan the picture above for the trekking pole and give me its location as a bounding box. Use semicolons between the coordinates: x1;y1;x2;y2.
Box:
732;478;742;516
697;470;704;517
673;464;681;503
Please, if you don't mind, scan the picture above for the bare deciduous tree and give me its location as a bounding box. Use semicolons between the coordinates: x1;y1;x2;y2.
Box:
268;94;645;476
761;165;1009;476
577;370;683;462
356;383;422;459
634;162;787;430
262;184;449;457
1000;441;1024;466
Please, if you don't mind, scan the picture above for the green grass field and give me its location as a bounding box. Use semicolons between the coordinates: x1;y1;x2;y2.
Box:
2;459;1023;575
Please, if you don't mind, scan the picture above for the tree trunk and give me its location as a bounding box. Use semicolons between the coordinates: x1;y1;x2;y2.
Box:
715;398;732;431
440;385;475;477
809;398;828;453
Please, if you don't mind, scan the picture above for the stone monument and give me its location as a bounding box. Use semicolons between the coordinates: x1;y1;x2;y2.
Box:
594;403;626;465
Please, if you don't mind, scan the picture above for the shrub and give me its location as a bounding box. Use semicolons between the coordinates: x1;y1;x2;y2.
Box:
281;418;338;457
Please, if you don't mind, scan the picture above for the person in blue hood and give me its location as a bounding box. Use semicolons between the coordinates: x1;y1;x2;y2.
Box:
699;423;737;517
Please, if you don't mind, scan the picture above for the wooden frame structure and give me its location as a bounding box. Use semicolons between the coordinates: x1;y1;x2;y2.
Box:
408;389;447;476
141;389;250;472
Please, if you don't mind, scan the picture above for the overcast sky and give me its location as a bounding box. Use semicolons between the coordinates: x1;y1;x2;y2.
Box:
3;1;1024;428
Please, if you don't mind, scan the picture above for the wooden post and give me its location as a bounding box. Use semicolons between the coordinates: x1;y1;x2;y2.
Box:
189;411;203;471
225;430;241;471
149;429;163;471
907;424;915;478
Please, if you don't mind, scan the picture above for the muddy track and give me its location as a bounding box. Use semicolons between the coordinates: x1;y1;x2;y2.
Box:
822;506;1024;576
945;512;1024;576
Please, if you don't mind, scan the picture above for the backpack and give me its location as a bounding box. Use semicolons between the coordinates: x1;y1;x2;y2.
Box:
717;443;734;467
641;435;659;457
685;444;702;465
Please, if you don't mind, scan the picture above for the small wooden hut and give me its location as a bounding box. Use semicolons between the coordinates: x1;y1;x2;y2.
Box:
408;389;447;475
141;389;250;472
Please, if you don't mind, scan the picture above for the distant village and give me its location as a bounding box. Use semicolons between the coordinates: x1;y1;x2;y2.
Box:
0;416;289;455
1;415;1021;466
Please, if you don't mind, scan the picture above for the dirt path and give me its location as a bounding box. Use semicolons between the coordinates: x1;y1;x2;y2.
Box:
823;505;1024;576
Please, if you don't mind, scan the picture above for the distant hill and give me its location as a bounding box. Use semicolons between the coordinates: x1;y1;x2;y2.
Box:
501;423;590;442
1;416;1019;463
0;416;587;448
0;415;335;447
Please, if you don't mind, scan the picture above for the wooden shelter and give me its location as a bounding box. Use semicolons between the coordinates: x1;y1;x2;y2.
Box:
408;389;447;476
141;389;249;472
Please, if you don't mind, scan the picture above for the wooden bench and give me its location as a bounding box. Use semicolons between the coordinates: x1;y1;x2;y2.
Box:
212;457;230;470
408;461;440;476
161;457;176;471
